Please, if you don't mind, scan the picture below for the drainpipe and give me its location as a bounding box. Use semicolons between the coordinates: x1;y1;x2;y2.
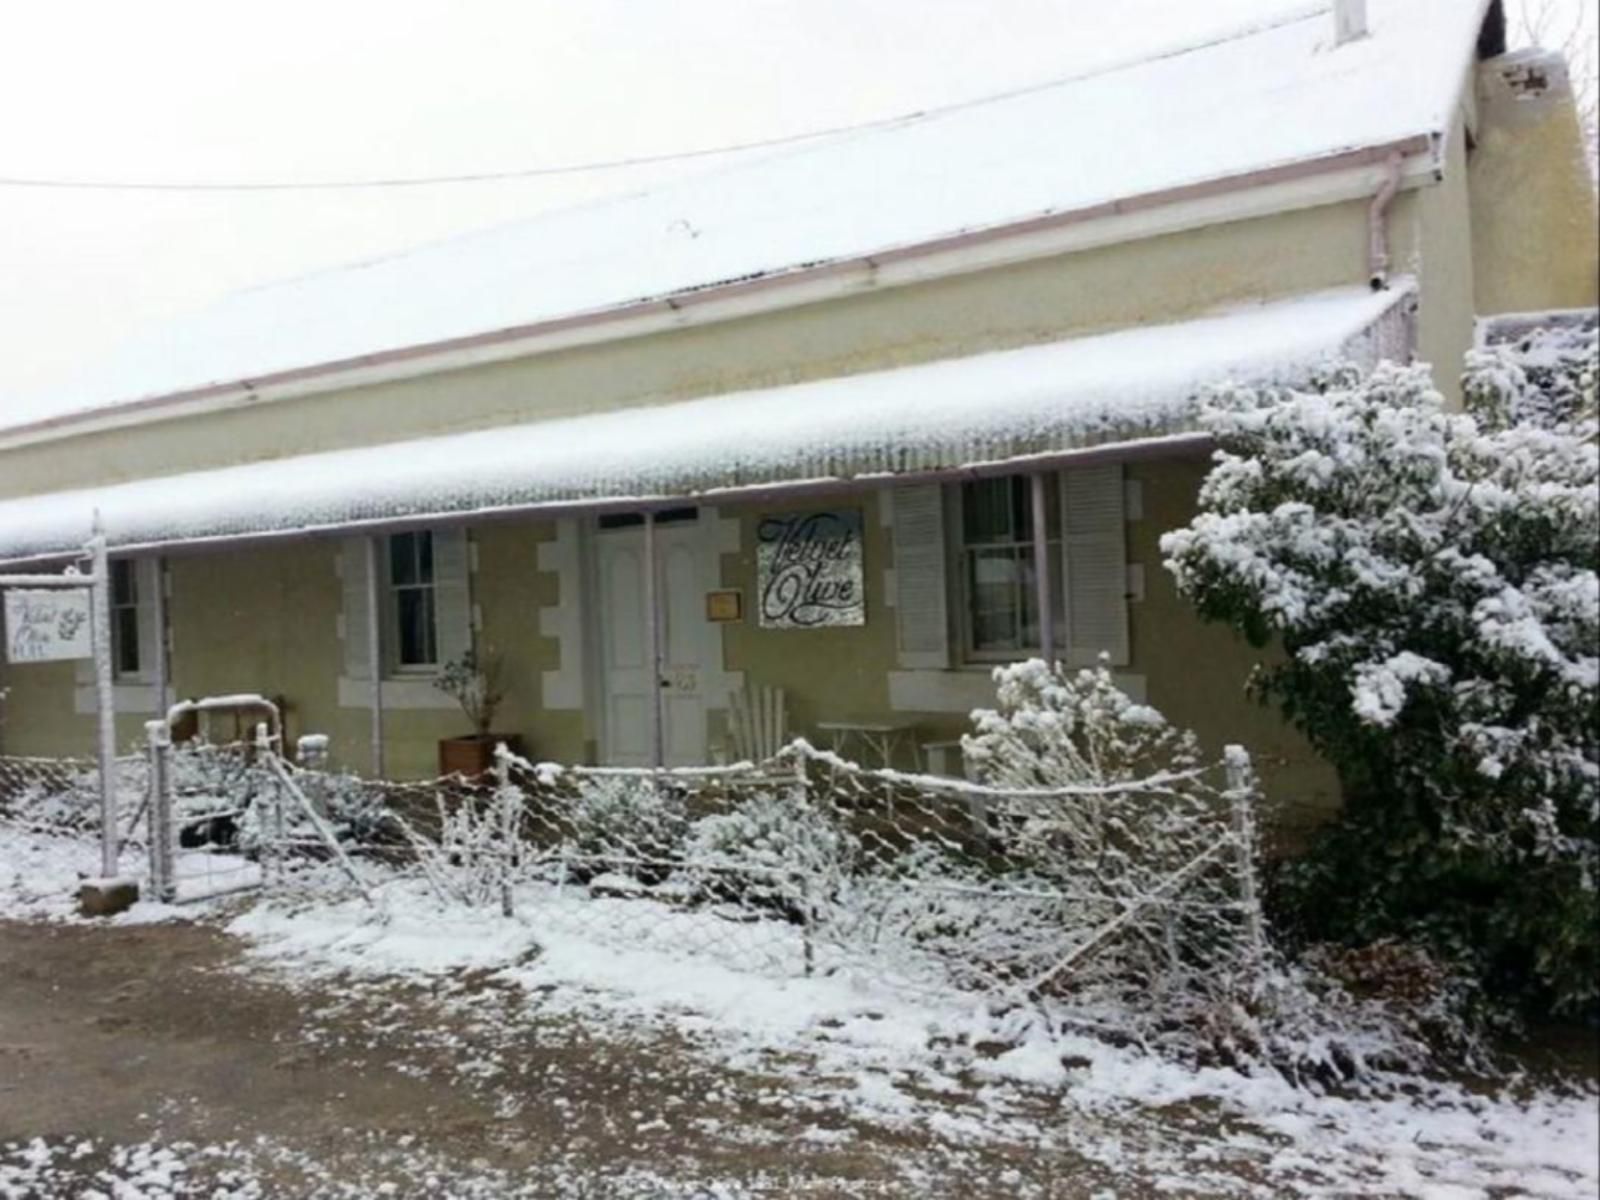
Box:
1367;151;1403;290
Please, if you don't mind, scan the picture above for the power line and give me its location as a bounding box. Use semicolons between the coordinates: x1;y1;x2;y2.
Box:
0;111;928;193
0;9;1313;194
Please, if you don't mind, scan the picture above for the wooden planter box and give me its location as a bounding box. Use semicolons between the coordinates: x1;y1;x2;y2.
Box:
438;733;522;780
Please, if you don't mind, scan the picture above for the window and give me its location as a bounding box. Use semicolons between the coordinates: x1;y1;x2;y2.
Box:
957;476;1063;659
387;531;438;671
110;559;142;678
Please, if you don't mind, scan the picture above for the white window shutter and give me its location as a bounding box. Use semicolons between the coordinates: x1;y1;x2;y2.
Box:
892;484;950;669
340;537;373;681
433;528;473;668
1061;464;1130;667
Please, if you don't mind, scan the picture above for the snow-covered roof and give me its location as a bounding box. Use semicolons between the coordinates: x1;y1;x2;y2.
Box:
0;285;1412;564
2;0;1483;434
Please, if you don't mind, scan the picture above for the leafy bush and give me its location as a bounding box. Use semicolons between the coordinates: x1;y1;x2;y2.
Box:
559;776;688;884
685;790;857;920
1161;330;1599;1019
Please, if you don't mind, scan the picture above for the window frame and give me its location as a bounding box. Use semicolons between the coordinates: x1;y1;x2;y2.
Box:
950;475;1063;665
384;531;441;676
109;558;147;682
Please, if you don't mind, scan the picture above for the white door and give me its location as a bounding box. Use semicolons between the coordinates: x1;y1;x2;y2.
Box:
595;516;707;766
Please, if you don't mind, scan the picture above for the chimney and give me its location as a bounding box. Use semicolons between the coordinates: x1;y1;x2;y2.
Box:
1334;0;1368;44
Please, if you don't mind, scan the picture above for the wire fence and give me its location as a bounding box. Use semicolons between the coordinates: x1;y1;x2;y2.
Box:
6;725;1270;1043
228;732;1270;1037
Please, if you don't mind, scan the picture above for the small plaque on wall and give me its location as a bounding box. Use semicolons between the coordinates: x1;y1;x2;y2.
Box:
706;590;743;623
756;509;866;628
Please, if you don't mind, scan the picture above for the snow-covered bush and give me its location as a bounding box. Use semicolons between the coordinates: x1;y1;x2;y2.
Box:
1161;336;1599;1018
558;776;688;884
685;790;858;920
953;662;1272;1045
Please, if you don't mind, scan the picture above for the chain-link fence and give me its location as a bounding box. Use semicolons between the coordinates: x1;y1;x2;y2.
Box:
0;752;147;843
7;709;1272;1044
228;733;1268;1042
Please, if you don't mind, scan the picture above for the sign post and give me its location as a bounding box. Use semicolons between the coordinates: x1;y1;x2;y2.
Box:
88;535;118;879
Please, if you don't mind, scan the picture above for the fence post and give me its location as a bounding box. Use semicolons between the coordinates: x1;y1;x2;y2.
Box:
1224;744;1266;984
253;722;281;889
495;741;516;919
144;719;176;903
791;750;815;977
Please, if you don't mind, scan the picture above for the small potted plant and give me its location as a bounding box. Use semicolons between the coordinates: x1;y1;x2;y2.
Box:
433;650;518;778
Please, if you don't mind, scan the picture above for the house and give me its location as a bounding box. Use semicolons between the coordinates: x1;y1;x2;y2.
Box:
0;0;1594;843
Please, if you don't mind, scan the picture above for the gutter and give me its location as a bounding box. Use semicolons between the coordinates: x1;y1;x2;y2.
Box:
2;133;1435;449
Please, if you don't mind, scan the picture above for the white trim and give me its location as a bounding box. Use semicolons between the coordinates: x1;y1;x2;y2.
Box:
0;156;1437;455
337;675;456;711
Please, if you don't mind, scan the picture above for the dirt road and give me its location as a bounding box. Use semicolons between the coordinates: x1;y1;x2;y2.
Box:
0;918;1105;1198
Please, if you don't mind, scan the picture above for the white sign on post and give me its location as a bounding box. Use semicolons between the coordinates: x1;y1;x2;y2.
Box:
4;588;93;663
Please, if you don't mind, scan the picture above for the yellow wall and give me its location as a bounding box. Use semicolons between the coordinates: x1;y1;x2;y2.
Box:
1468;53;1600;316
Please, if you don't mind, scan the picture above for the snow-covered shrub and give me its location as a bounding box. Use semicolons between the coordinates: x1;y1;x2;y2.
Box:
685;790;857;920
1161;338;1599;1018
953;661;1278;1043
558;776;688;884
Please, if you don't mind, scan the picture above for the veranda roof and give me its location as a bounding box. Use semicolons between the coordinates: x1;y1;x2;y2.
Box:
3;0;1484;435
0;285;1411;565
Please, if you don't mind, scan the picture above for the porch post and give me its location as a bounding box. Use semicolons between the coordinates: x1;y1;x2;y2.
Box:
88;532;118;878
151;555;170;717
1030;471;1055;665
364;535;385;777
643;511;665;769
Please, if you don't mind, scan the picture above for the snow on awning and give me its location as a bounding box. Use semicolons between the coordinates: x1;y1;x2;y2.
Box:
0;286;1412;564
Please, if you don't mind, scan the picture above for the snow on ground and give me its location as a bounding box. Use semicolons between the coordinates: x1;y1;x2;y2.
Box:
0;826;173;924
229;877;1600;1199
4;826;1596;1198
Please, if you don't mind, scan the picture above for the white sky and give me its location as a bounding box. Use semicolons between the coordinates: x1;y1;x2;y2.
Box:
0;0;1592;408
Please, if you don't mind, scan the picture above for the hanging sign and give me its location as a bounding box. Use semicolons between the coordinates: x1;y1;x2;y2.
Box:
4;588;93;663
756;509;866;628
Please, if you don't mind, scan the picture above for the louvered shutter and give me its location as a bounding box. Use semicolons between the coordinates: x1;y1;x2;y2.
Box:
892;484;950;669
432;528;473;668
1061;464;1130;666
339;537;374;681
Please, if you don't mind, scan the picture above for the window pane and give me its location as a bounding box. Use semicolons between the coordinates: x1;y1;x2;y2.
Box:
111;560;137;606
396;588;438;667
968;547;1024;651
390;533;417;586
114;607;140;675
416;531;434;584
961;479;1016;544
